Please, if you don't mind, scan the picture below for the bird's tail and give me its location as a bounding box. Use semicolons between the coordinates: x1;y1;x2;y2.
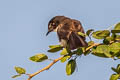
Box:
68;32;88;50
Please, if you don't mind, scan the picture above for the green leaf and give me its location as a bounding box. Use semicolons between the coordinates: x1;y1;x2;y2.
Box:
111;30;120;33
111;67;119;74
48;46;63;53
92;30;110;39
84;50;91;56
92;47;108;58
12;74;21;78
109;43;120;55
61;55;70;63
117;64;120;73
111;64;120;74
49;45;62;48
92;53;108;58
114;23;120;30
29;54;48;62
116;35;120;40
110;74;119;80
60;48;68;55
111;33;117;40
86;29;94;36
74;48;83;55
96;45;111;58
66;59;76;75
81;47;86;53
116;53;120;59
103;37;114;44
88;41;94;46
78;32;86;37
14;66;26;74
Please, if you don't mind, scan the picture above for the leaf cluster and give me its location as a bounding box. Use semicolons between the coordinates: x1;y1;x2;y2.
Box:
110;64;120;80
12;22;120;80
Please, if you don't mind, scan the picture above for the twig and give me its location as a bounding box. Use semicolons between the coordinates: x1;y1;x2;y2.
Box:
27;43;100;80
85;43;100;51
27;56;64;80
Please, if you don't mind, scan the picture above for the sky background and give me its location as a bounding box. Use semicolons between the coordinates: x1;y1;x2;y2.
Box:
0;0;120;80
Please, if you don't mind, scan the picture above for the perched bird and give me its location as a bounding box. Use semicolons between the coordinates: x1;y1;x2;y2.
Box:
46;16;88;50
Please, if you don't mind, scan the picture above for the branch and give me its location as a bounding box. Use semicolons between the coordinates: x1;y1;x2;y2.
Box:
27;56;64;80
27;43;100;80
86;43;100;51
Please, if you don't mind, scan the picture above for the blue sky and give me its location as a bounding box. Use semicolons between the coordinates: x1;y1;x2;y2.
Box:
0;0;120;80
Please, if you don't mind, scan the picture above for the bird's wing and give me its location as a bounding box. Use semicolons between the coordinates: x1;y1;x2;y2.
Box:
57;19;72;41
57;19;86;41
71;19;86;40
71;19;85;33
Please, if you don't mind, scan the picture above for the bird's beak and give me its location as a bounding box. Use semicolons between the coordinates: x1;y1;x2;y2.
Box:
46;30;51;36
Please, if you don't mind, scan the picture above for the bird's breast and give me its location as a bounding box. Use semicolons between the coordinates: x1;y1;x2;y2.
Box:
60;39;67;48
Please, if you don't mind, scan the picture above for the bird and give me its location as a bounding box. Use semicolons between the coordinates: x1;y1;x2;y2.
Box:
46;16;88;50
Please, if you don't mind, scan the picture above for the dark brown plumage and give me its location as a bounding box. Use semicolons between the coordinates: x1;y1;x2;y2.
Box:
46;16;88;50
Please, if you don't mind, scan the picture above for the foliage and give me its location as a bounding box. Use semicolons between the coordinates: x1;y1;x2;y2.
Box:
66;59;76;75
12;22;120;80
110;64;120;80
12;66;26;78
29;53;48;62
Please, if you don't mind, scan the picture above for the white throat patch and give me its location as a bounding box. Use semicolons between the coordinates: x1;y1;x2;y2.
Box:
53;26;59;32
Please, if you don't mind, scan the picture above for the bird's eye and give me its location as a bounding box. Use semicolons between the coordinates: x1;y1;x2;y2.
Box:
52;22;55;26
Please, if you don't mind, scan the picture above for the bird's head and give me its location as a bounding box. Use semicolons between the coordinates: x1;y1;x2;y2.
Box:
46;16;67;36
